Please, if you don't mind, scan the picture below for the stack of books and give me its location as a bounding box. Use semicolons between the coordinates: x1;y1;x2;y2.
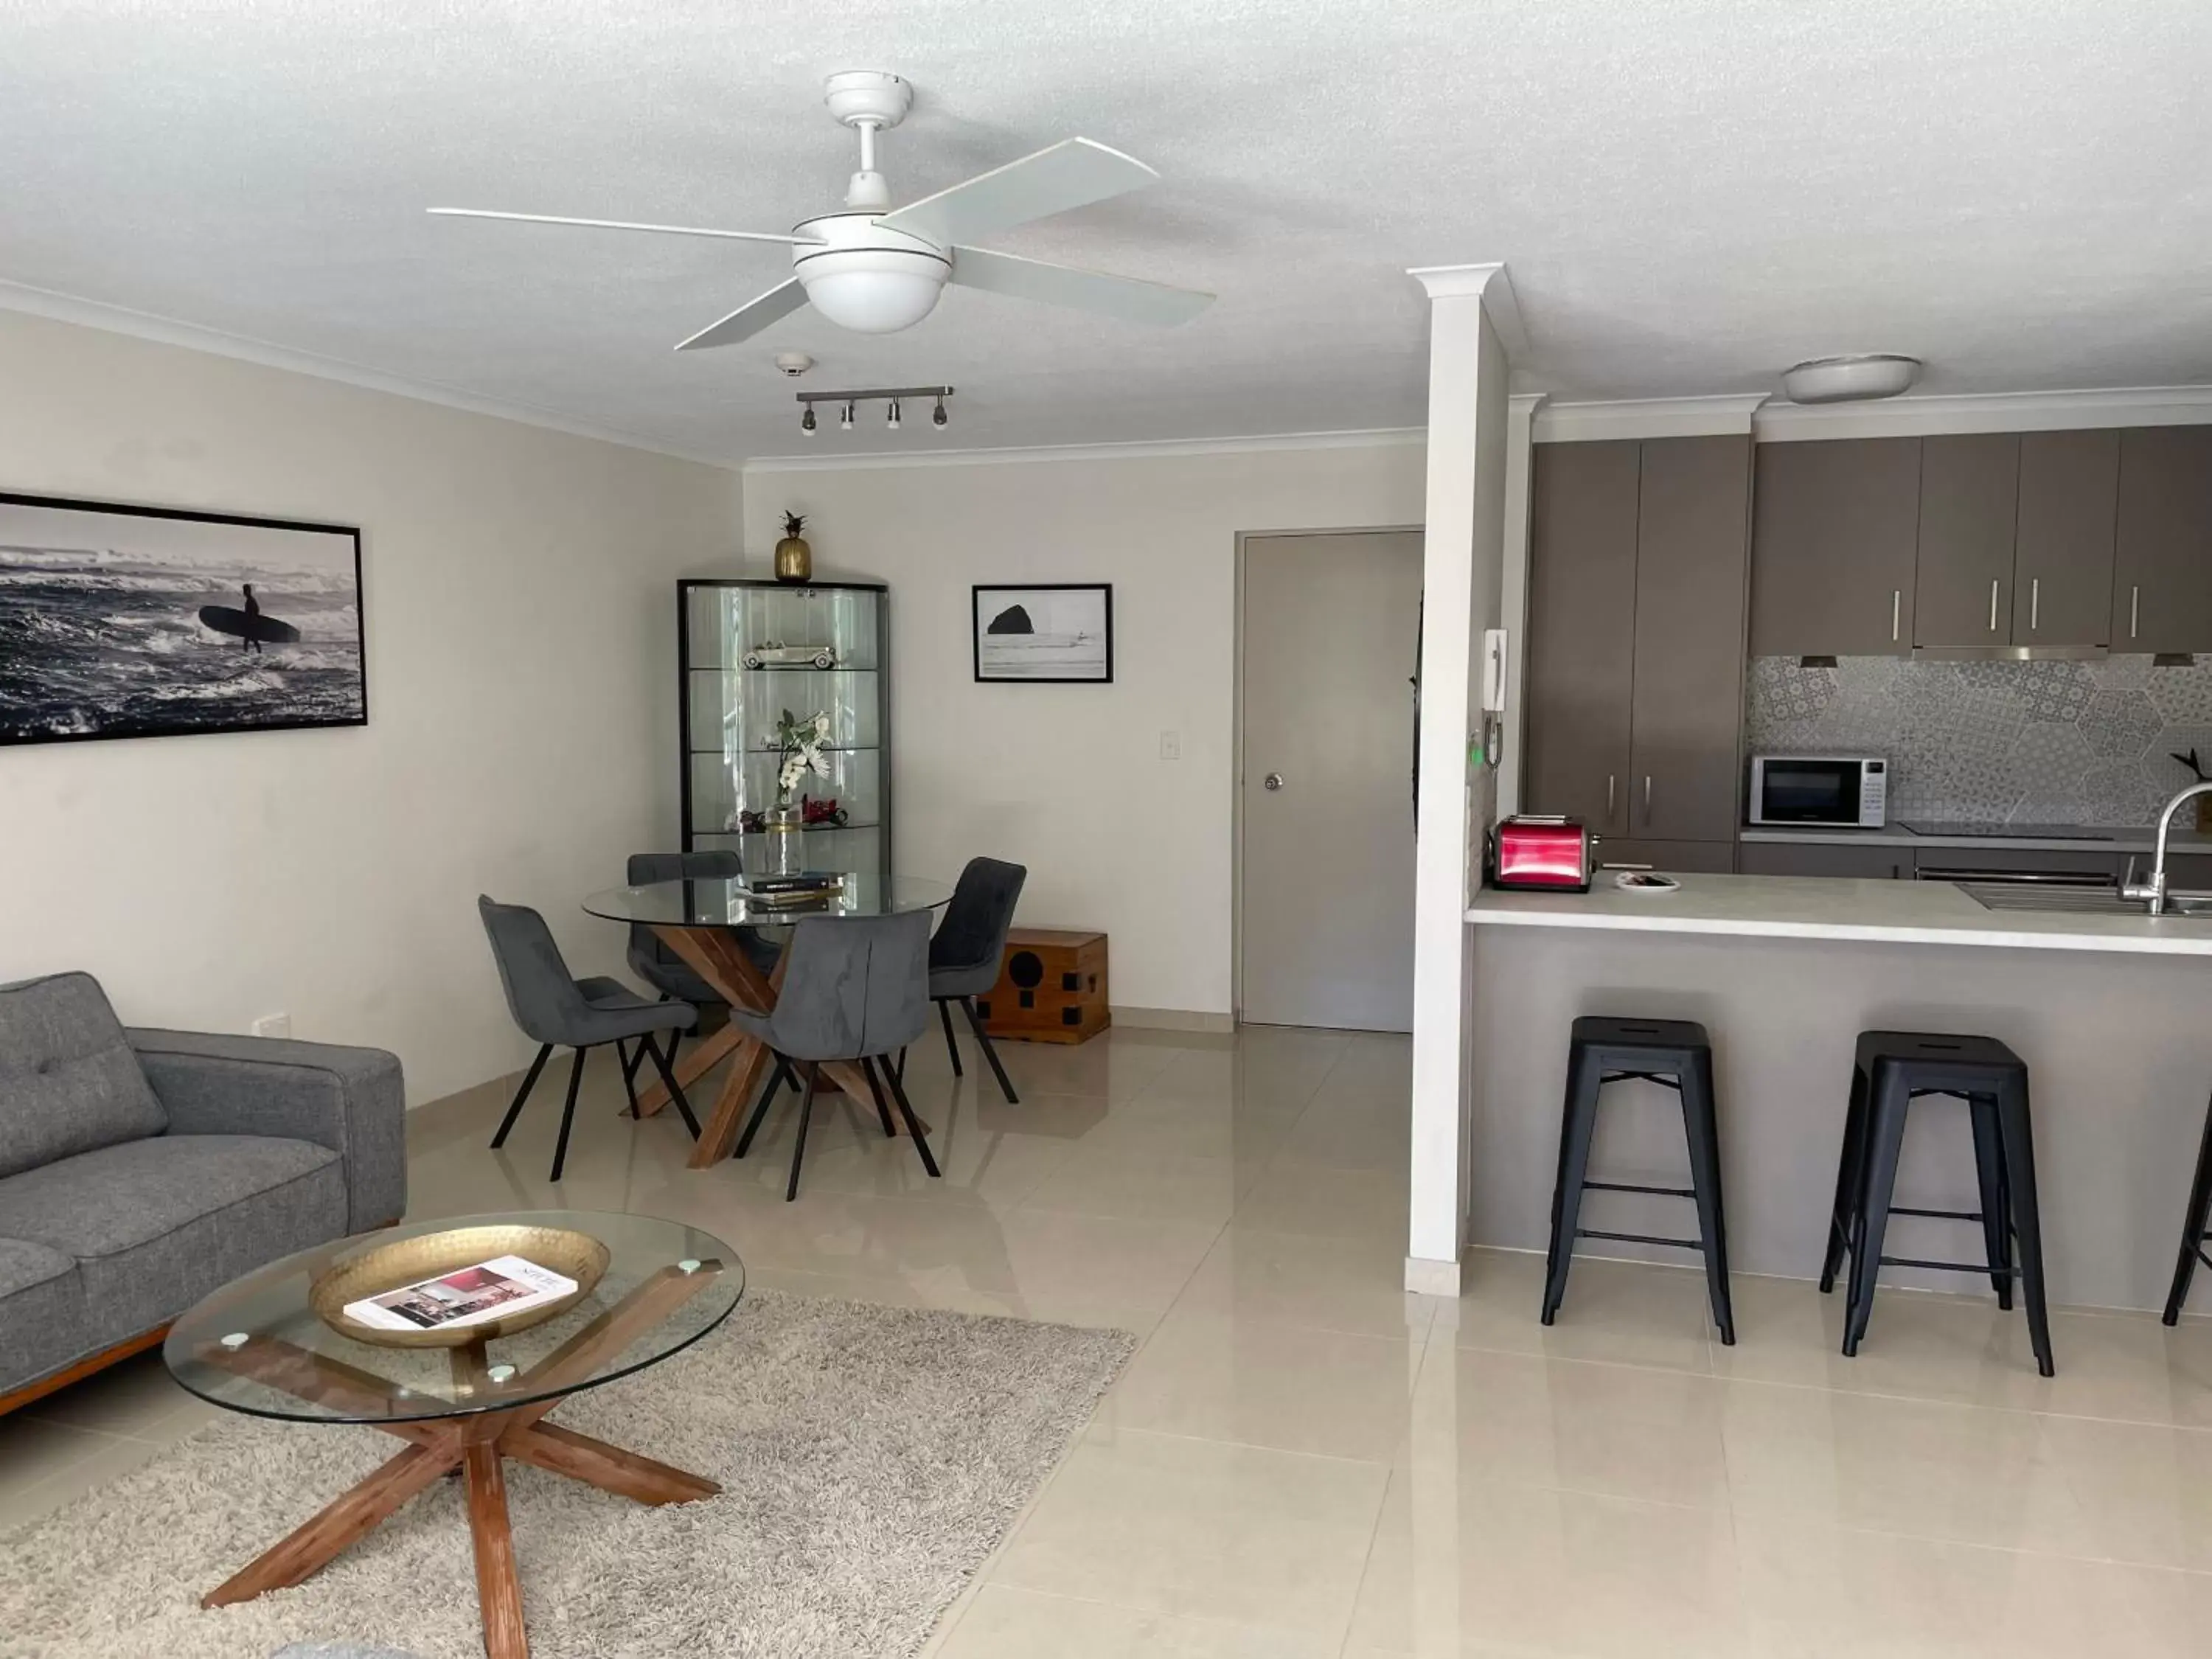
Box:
740;872;845;908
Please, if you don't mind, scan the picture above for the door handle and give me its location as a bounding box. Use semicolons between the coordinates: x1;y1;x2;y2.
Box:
1989;578;1999;632
1891;589;1902;644
2030;577;2039;632
1607;773;1616;821
1262;772;1284;792
2131;585;2140;640
1643;774;1652;822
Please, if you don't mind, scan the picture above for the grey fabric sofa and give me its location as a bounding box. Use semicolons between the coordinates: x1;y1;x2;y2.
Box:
0;971;406;1411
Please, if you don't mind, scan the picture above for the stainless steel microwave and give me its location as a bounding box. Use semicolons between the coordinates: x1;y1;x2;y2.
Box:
1747;755;1889;828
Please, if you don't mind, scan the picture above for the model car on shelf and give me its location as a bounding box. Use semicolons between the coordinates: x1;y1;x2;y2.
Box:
741;641;839;670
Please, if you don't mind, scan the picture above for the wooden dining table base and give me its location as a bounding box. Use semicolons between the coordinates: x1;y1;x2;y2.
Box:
630;922;922;1161
195;1263;724;1659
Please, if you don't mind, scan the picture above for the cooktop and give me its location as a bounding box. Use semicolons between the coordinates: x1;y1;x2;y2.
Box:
1897;819;2115;841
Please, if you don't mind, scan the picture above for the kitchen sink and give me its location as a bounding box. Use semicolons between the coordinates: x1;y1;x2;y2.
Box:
1960;883;2212;918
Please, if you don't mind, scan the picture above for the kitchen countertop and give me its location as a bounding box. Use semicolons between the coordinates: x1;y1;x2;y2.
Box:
1739;824;2212;854
1467;872;2212;956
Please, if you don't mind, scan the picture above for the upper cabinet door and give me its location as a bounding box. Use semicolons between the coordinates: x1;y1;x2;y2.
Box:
1629;436;1752;842
1750;438;1922;656
2112;426;2212;653
1913;434;2020;649
1525;441;1640;833
2013;430;2118;648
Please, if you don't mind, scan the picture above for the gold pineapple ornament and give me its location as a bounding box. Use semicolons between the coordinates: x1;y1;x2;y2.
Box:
774;511;813;583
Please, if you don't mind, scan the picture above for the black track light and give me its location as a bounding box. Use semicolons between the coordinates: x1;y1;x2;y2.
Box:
800;406;816;435
886;398;901;431
933;394;948;428
840;402;855;431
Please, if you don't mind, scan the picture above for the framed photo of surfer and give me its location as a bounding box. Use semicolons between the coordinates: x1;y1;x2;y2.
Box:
972;583;1113;684
0;491;366;746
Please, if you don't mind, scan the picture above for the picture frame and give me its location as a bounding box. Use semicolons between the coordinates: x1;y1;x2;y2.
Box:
0;490;367;748
972;583;1114;684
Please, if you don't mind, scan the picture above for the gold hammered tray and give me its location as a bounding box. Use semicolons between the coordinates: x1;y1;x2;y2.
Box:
310;1222;611;1349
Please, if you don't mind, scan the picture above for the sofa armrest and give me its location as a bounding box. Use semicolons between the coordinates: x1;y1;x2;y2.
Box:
125;1029;406;1232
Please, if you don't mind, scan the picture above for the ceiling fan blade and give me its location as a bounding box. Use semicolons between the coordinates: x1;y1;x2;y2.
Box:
428;208;820;247
675;278;810;351
948;246;1213;327
876;138;1158;247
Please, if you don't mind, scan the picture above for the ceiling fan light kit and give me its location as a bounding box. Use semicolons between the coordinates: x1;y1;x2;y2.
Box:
428;69;1213;349
1780;353;1924;404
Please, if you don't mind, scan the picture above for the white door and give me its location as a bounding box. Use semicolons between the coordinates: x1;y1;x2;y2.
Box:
1239;530;1422;1032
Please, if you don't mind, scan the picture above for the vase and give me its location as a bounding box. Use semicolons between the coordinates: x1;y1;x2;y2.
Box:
766;804;806;875
773;535;813;584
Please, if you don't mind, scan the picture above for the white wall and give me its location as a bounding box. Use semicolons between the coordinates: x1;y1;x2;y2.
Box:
0;310;742;1102
743;442;1427;1017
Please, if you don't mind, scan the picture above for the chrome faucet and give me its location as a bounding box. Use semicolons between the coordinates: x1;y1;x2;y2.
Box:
2123;781;2212;916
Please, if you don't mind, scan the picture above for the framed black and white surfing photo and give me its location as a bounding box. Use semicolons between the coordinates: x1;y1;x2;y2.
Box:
0;491;366;747
972;583;1113;684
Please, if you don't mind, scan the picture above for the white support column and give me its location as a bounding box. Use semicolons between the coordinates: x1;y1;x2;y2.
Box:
1405;262;1518;1297
1493;392;1545;820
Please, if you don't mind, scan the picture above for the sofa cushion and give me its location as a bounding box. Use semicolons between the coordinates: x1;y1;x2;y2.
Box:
0;1237;93;1391
0;972;167;1180
0;1135;344;1338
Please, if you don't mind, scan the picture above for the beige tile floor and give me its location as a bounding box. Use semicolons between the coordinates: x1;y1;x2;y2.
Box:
8;1021;2212;1654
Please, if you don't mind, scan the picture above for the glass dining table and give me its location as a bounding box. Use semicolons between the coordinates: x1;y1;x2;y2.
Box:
582;873;953;1166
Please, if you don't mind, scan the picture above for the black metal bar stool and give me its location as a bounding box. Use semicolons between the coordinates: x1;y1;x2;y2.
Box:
1818;1030;2053;1377
1542;1016;1735;1344
2160;1091;2212;1324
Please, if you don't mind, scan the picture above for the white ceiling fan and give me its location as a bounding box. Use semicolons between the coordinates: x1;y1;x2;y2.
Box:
430;70;1214;350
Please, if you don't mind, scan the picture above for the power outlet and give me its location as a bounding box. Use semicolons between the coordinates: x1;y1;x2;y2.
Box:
1158;730;1181;761
252;1012;293;1040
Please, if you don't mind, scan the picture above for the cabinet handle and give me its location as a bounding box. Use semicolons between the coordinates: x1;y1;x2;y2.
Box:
1607;773;1616;821
2030;577;2039;631
1989;578;1999;632
1643;774;1652;822
2132;584;2140;640
1891;589;1902;643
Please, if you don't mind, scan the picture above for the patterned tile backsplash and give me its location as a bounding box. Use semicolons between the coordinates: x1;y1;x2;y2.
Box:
1745;656;2212;826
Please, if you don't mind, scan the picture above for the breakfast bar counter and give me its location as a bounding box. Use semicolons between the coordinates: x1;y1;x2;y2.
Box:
1461;874;2212;1310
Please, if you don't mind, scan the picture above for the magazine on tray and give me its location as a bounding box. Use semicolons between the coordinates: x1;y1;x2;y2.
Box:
342;1255;579;1333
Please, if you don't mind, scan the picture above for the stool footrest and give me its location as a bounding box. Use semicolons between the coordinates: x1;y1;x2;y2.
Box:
1599;1070;1683;1091
1582;1179;1697;1199
1877;1255;2019;1276
1577;1228;1704;1251
1888;1206;1985;1222
2196;1245;2212;1274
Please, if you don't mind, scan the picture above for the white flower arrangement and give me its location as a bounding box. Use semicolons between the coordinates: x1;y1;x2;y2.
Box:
773;708;833;804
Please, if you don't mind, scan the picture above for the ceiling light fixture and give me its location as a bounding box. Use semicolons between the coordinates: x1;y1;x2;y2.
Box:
796;385;955;437
1780;354;1923;405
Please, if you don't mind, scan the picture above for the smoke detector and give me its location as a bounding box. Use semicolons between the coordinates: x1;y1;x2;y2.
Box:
773;352;815;378
1780;355;1922;405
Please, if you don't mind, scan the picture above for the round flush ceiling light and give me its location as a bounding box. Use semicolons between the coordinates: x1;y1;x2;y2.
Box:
1780;354;1924;405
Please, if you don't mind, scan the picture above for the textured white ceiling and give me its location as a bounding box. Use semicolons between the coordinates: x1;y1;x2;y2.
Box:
2;1;2208;462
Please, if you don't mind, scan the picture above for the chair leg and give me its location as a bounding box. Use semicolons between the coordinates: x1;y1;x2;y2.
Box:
644;1035;701;1141
1969;1095;2014;1310
861;1057;897;1138
490;1045;552;1150
1995;1074;2054;1377
883;1062;942;1178
1843;1070;1911;1357
786;1065;820;1202
734;1059;790;1160
2163;1092;2212;1326
1540;1047;1601;1326
1678;1048;1735;1346
1820;1064;1871;1295
616;1039;644;1120
939;999;964;1077
549;1047;588;1184
961;998;1019;1104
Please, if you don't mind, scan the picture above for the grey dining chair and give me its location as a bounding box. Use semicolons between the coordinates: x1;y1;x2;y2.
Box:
621;849;782;1099
479;896;701;1183
729;910;939;1200
922;856;1027;1104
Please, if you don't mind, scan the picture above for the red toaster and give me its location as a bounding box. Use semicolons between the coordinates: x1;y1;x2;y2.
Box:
1493;815;1593;892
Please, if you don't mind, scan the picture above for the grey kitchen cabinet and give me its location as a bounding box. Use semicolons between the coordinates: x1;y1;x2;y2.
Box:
2014;429;2118;647
1525;439;1639;835
1750;438;1923;656
1628;436;1753;841
1524;437;1750;852
2112;426;2212;653
1594;837;1736;874
1737;841;1911;880
1913;434;2020;649
2161;852;2212;893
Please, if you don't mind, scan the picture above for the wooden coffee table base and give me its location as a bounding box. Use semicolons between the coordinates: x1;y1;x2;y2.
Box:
195;1264;723;1659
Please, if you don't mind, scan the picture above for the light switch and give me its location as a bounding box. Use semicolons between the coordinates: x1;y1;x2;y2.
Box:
1158;731;1181;760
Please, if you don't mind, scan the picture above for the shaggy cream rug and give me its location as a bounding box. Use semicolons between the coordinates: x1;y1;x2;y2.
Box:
1;1293;1134;1658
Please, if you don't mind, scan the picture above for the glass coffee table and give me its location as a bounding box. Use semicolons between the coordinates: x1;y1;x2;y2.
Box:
164;1209;742;1659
